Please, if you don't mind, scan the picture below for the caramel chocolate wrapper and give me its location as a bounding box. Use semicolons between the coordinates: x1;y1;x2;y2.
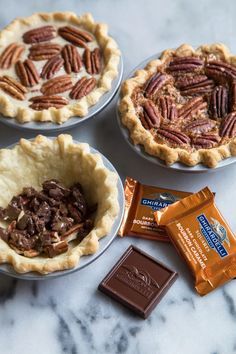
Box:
154;187;236;296
119;177;191;241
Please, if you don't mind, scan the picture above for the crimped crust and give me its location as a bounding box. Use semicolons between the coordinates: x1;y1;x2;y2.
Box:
119;43;236;168
0;12;120;123
0;135;119;273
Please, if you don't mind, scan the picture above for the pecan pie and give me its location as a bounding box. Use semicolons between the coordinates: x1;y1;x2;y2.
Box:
119;44;236;167
0;12;120;124
0;135;119;273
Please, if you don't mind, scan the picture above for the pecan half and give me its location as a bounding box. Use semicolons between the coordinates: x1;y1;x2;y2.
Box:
58;26;93;48
41;55;64;80
144;73;167;98
192;134;220;149
209;86;228;119
231;81;236;111
175;75;214;96
184;119;216;134
61;44;82;74
0;75;27;100
156;127;190;145
29;42;62;61
41;75;73;95
23;25;56;44
29;95;69;110
15;59;40;87
44;240;68;258
220;112;236;137
83;48;101;75
205;60;236;82
178;97;207;119
69;76;96;99
167;56;203;73
0;43;24;69
140;101;160;129
159;96;178;121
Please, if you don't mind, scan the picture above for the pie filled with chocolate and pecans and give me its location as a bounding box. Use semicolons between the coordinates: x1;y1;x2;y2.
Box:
0;12;120;123
119;44;236;167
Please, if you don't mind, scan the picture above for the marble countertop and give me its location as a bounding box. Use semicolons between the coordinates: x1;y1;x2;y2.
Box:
0;0;236;353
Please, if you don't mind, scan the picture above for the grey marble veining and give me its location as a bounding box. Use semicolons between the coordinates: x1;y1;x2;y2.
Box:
0;0;236;353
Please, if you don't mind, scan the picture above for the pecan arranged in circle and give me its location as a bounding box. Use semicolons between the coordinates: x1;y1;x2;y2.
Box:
29;43;62;61
220;112;236;137
167;56;203;73
140;101;160;129
61;44;82;74
41;75;73;95
23;26;56;44
70;77;96;99
0;75;27;100
41;55;64;80
175;75;214;96
58;26;93;48
209;86;228;119
178;97;207;119
83;48;101;75
29;95;69;110
15;59;40;87
0;43;24;69
144;73;168;98
156;127;190;145
158;96;178;121
205;60;236;81
184;119;216;134
192;134;220;149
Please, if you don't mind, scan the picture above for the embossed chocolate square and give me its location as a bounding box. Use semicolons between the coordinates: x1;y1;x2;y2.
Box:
98;245;178;318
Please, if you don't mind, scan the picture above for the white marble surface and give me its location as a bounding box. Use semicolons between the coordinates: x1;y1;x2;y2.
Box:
0;1;236;353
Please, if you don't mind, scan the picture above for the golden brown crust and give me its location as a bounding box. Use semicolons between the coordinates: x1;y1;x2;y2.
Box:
0;12;120;124
0;135;119;273
119;43;236;168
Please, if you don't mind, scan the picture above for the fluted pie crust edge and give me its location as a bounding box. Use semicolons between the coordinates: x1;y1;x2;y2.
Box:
119;43;236;168
0;135;119;274
0;12;120;124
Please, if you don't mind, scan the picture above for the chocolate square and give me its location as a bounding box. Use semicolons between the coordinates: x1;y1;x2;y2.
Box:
98;245;178;318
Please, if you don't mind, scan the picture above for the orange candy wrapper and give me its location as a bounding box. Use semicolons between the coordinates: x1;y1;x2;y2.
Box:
119;177;191;241
154;187;236;296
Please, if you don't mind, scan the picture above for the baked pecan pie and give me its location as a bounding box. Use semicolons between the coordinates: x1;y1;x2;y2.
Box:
0;12;120;124
119;44;236;167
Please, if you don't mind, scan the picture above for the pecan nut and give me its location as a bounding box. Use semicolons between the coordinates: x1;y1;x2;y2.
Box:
41;55;64;80
140;101;160;129
41;75;73;95
83;48;101;75
44;240;68;258
167;56;203;73
178;97;207;119
58;26;93;48
231;81;236;111
184;119;216;134
29;95;69;110
205;60;236;81
61;44;82;74
156;127;190;145
159;96;178;121
0;75;27;100
144;73;168;98
29;42;61;61
15;59;40;87
0;43;24;69
220;112;236;137
209;86;228;119
69;76;96;99
192;134;220;149
175;75;214;96
23;25;56;44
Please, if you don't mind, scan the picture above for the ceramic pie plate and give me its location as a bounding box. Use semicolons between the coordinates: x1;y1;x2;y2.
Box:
0;140;125;280
117;52;236;173
0;54;123;133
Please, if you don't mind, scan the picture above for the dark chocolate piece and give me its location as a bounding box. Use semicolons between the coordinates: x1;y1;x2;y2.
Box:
98;245;178;319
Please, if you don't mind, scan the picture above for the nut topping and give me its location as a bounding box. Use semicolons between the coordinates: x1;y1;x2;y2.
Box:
23;25;56;44
83;48;101;75
29;95;69;110
140;101;160;129
192;134;220;149
205;60;236;81
29;42;62;61
231;81;236;111
167;56;204;73
184;119;216;134
0;43;24;69
70;76;96;99
220;112;236;137
159;96;178;121
61;44;82;74
175;75;214;96
209;86;228;119
15;59;40;87
0;75;27;100
41;55;64;80
58;26;93;48
144;73;168;98
41;75;73;95
157;127;190;145
178;97;207;119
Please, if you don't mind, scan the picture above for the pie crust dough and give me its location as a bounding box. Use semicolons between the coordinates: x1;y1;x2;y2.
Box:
119;43;236;168
0;12;120;123
0;135;119;274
